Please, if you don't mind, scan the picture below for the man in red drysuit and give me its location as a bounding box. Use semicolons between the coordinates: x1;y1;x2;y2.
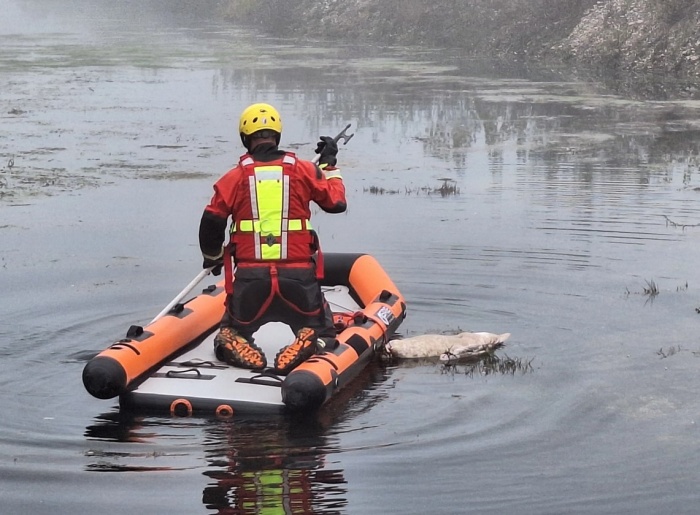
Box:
198;103;346;374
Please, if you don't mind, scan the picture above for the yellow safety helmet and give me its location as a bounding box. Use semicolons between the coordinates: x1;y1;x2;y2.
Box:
239;103;282;149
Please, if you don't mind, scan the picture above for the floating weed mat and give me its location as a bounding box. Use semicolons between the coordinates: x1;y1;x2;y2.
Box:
663;215;700;230
364;178;459;197
441;353;534;377
656;346;682;359
654;345;700;359
0;165;103;200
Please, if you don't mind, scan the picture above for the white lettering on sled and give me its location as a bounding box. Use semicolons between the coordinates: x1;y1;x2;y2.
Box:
375;306;395;326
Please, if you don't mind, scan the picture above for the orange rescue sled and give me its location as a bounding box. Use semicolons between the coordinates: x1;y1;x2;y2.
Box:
83;253;406;414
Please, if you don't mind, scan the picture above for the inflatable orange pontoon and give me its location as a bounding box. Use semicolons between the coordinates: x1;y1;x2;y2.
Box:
83;253;406;415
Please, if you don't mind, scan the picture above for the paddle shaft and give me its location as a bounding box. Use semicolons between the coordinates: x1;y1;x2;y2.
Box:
149;267;213;325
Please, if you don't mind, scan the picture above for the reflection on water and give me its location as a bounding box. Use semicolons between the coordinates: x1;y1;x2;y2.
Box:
201;420;347;514
3;11;700;210
83;364;392;513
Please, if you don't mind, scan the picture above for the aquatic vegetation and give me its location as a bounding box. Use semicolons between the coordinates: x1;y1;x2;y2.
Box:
643;279;659;298
364;179;459;197
624;278;660;301
663;214;700;230
656;345;681;359
441;353;534;377
364;185;400;195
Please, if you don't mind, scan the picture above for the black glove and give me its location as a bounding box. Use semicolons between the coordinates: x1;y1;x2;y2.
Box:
314;136;338;167
203;256;223;276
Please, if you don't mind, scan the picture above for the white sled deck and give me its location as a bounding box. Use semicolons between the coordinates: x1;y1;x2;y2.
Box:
122;287;359;415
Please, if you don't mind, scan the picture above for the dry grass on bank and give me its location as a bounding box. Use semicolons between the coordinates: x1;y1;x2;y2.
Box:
221;0;700;98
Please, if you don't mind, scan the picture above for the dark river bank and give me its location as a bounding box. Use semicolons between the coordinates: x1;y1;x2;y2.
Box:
2;1;700;513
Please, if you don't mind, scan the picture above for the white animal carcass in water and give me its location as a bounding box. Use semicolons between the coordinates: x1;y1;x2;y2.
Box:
386;332;511;361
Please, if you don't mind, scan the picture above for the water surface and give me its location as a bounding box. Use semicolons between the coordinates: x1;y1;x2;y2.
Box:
2;2;700;514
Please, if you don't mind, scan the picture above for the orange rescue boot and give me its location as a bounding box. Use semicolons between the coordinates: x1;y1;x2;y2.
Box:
214;327;267;370
272;327;317;375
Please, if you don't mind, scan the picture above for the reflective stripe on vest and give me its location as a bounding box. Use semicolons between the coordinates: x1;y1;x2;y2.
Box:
232;155;312;261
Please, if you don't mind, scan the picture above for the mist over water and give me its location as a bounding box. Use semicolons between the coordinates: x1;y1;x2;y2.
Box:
0;0;107;34
0;0;23;33
0;0;222;36
2;1;700;513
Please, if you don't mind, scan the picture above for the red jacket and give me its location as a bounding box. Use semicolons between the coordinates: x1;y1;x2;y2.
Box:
199;144;346;266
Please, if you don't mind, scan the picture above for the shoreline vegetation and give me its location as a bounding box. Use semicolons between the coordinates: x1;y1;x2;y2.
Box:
220;0;700;100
